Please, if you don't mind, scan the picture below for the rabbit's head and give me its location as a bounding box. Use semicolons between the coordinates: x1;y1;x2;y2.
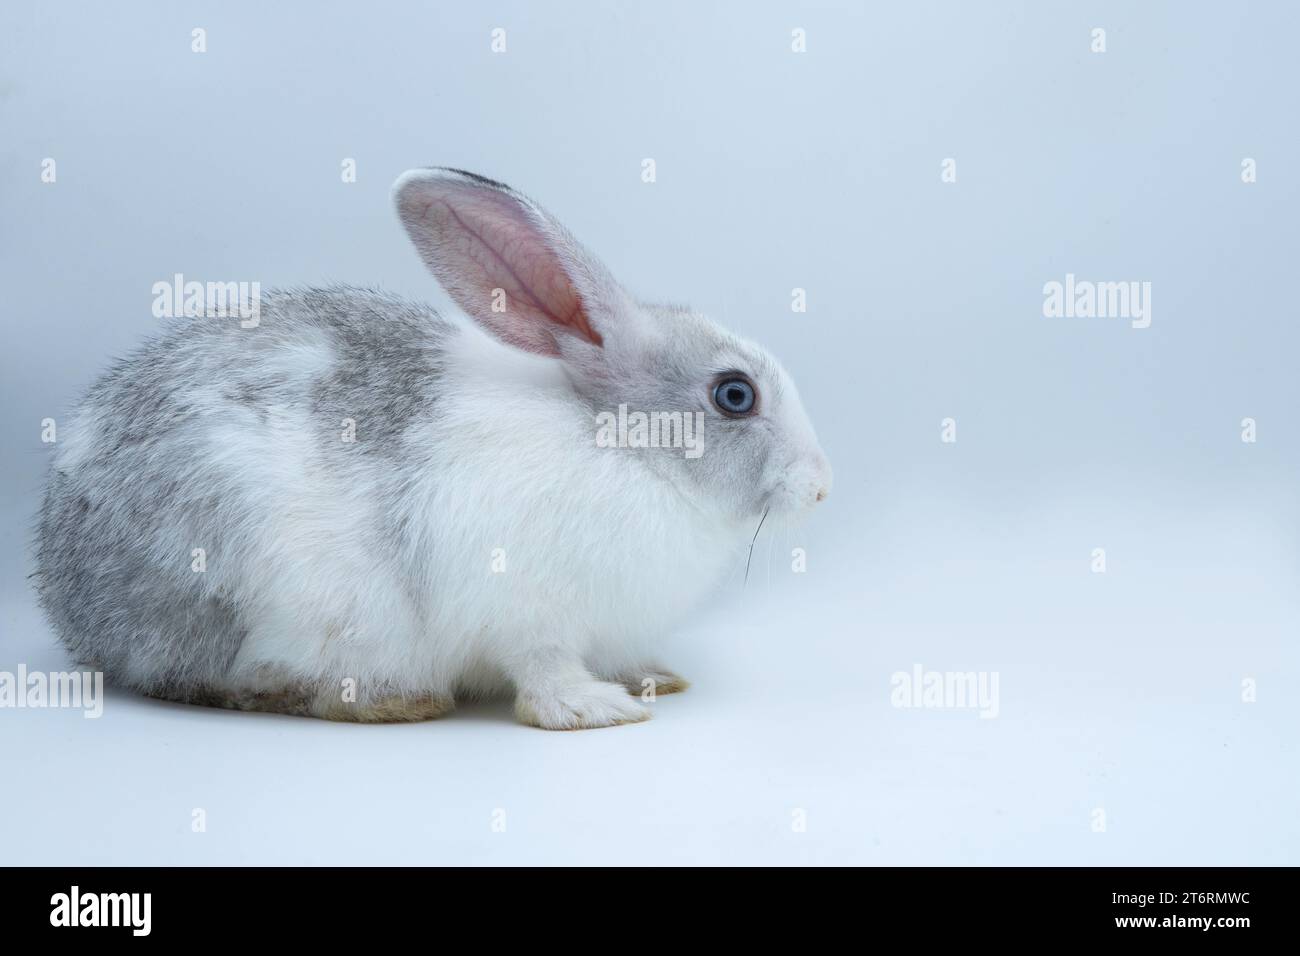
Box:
394;168;831;523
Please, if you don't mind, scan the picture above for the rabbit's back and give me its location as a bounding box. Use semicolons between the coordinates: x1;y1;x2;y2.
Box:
35;287;457;696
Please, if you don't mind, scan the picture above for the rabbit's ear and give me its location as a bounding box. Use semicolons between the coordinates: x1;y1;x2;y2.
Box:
394;168;632;357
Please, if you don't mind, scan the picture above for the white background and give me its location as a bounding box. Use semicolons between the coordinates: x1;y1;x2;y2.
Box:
1;1;1296;864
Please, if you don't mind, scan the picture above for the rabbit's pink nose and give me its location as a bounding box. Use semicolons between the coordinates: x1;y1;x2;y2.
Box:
816;488;828;503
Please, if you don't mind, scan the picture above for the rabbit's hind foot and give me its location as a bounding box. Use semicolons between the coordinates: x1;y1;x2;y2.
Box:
152;679;454;723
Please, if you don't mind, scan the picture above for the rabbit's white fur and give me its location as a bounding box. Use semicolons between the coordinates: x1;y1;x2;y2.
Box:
223;321;740;722
36;168;831;729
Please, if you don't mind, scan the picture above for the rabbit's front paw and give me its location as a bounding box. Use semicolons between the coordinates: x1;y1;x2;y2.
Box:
515;679;651;731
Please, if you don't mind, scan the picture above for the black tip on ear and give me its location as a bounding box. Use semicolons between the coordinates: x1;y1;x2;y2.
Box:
433;167;515;193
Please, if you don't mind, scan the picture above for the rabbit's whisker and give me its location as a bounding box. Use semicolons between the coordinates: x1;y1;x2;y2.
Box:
744;506;769;587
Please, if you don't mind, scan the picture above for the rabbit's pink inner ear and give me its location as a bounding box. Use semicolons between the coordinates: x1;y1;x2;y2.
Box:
401;178;603;354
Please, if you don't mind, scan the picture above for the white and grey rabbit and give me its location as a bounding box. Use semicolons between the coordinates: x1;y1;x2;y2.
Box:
35;168;832;729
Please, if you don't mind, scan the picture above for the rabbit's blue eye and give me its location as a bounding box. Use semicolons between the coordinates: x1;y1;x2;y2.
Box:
713;377;756;415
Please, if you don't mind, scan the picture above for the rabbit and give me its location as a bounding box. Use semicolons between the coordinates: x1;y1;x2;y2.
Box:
34;168;832;730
